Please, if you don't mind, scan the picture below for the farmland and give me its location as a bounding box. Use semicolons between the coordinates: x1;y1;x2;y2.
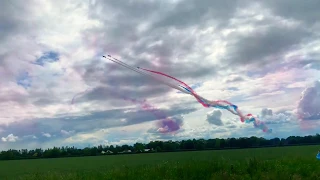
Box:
0;145;319;179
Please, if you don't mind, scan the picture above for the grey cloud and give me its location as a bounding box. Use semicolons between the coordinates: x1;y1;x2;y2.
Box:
76;58;170;97
224;25;312;67
226;125;237;128
0;82;62;107
76;53;216;104
206;110;224;126
0;121;39;138
224;75;244;83
297;80;320;120
27;87;63;107
82;0;221;92
257;108;295;125
261;0;320;26
0;0;39;41
151;0;245;29
77;86;167;104
88;0;164;24
0;105;197;143
0;90;29;105
32;98;57;106
86;1;167;55
123;29;196;60
261;108;273;117
155;62;216;80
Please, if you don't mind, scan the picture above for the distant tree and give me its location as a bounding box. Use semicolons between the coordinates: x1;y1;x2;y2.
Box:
195;139;205;150
1;133;320;161
156;146;162;152
229;138;237;147
206;139;216;149
163;141;178;151
3;151;14;160
183;139;194;150
121;145;130;152
133;143;145;152
215;138;221;149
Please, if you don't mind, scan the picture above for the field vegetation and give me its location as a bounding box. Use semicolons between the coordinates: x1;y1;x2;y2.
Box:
0;145;319;179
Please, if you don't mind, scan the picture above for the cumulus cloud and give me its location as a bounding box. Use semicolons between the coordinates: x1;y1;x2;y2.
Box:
261;108;273;117
61;129;75;136
1;134;19;142
297;81;320;120
206;110;224;126
42;132;52;138
224;75;244;83
261;110;295;125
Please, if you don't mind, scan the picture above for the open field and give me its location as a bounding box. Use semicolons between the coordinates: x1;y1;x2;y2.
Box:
0;145;320;180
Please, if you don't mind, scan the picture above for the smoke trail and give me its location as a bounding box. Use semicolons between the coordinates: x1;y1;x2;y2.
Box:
104;55;272;133
71;57;183;133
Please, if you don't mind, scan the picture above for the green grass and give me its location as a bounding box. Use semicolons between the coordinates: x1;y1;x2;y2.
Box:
1;145;320;179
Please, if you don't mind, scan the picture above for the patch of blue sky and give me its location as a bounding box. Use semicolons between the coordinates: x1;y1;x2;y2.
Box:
306;62;320;70
16;71;32;89
176;82;203;94
227;87;239;91
34;51;59;66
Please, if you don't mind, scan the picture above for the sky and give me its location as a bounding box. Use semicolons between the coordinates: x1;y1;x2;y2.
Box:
0;0;320;150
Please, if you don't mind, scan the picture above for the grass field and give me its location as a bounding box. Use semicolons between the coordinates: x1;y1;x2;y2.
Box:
0;145;320;180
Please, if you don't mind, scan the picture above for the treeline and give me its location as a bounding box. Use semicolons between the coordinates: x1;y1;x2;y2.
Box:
1;134;320;160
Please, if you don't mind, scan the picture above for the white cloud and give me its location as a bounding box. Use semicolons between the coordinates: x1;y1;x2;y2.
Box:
1;134;19;142
42;132;52;138
61;129;75;136
297;80;320;120
23;135;37;139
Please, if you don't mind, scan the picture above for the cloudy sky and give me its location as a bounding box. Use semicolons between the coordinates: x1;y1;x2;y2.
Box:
1;0;320;150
